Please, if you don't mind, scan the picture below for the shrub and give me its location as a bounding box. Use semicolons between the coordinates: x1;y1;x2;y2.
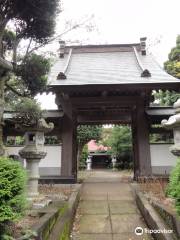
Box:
79;145;88;170
166;159;180;215
0;157;27;231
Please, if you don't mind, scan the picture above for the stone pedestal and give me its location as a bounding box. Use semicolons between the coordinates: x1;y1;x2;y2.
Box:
19;133;47;197
112;156;117;170
86;155;92;171
162;99;180;156
18;119;54;197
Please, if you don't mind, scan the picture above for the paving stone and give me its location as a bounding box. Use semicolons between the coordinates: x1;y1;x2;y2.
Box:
79;215;111;233
108;193;133;201
109;200;137;214
72;171;152;239
73;233;112;240
79;200;108;214
81;194;107;201
111;214;146;233
113;233;152;240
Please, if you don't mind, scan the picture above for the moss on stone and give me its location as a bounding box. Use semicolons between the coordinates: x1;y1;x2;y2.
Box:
59;222;70;240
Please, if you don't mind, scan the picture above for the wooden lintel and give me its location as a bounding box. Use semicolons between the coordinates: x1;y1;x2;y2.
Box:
71;96;141;105
77;114;131;124
51;82;180;94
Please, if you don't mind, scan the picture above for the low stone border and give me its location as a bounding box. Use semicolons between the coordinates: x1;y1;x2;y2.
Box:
30;184;81;240
151;201;180;238
131;184;179;240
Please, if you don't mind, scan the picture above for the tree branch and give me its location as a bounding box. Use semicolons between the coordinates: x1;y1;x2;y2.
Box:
25;38;32;58
0;57;13;71
27;16;94;55
5;82;29;97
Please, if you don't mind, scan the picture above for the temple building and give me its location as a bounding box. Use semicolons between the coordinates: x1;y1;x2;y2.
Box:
87;140;112;169
45;38;180;181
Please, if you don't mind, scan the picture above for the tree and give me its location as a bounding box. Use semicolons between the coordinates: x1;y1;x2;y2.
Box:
164;35;180;79
0;0;60;155
154;35;180;106
108;126;133;169
77;125;102;168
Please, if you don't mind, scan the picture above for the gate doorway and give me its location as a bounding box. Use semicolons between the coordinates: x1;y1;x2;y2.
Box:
91;153;111;169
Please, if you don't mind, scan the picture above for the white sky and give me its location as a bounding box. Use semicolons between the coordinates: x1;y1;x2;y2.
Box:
37;0;180;109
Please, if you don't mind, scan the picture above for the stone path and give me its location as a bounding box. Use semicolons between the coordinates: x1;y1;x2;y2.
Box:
72;170;153;240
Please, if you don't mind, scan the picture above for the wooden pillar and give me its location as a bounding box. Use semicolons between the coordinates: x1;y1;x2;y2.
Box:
61;112;77;180
132;103;152;178
56;95;77;181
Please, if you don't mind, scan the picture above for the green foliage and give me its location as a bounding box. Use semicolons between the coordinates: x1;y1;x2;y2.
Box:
108;126;133;169
166;160;180;215
165;35;180;79
77;125;102;146
2;30;16;52
79;145;88;170
45;136;60;145
100;127;113;146
17;54;51;96
0;157;27;227
0;0;60;43
14;98;43;127
0;0;59;105
154;90;180;106
6;136;25;146
77;125;102;169
149;125;173;143
153;35;180;106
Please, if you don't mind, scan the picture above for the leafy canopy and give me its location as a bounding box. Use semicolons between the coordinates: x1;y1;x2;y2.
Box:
164;35;180;79
0;0;60;43
17;54;51;96
108;126;132;156
14;98;43;127
154;35;180;106
77;125;102;146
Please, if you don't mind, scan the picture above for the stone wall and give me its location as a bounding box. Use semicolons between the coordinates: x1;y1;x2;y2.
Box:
5;143;178;176
5;145;62;176
150;144;177;175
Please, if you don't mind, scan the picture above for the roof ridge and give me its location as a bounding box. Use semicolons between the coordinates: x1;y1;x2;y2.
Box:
56;48;73;80
133;47;151;78
66;43;140;48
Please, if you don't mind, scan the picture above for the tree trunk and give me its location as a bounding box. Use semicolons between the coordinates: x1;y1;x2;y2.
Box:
0;76;5;155
0;23;11;156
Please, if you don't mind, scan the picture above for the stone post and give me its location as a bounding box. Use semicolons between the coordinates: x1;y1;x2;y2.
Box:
86;155;92;171
161;99;180;156
18;119;54;197
112;156;117;170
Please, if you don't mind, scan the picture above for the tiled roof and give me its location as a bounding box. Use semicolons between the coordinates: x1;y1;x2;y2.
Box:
48;44;179;87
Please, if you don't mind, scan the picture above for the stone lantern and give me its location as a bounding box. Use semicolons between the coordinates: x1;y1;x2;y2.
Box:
18;119;54;197
86;155;92;171
112;156;117;170
161;98;180;156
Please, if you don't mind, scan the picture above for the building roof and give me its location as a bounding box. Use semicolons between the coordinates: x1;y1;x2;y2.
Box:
87;139;111;152
48;43;180;88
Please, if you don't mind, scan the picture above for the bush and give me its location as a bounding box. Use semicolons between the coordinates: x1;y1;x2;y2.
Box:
79;145;88;170
166;159;180;215
0;157;27;233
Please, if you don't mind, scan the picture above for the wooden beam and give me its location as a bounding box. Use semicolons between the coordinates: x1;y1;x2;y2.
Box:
77;113;131;124
51;82;180;94
71;96;141;105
